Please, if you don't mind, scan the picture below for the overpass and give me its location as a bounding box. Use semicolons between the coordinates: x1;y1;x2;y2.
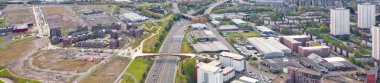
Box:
204;0;229;15
136;53;196;58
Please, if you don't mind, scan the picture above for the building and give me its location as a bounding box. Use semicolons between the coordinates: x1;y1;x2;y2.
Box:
330;8;350;35
192;41;229;53
358;3;376;29
286;66;323;83
307;53;325;63
219;52;246;72
299;57;328;73
109;39;119;49
190;23;207;30
279;35;310;52
321;57;357;71
210;14;224;20
372;26;380;61
260;58;302;72
0;26;13;34
132;28;144;37
247;37;291;58
196;63;223;83
63;36;73;47
255;26;274;36
366;67;377;83
231;19;247;25
120;12;148;22
222;67;235;82
12;23;31;33
191;30;217;42
298;46;330;57
217;25;240;33
250;0;284;7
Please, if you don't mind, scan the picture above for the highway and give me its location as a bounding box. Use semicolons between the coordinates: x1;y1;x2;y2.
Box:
145;20;190;83
204;0;229;15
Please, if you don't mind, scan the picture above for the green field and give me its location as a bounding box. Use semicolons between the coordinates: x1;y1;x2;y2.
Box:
175;58;196;83
0;69;40;83
227;31;261;37
124;57;153;83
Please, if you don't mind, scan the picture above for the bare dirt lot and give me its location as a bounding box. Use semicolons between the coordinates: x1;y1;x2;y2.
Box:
1;5;35;26
0;37;40;65
32;49;106;73
71;5;118;25
40;5;81;28
79;56;131;83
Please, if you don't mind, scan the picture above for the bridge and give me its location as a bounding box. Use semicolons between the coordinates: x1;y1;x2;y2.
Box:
136;53;196;58
204;0;229;15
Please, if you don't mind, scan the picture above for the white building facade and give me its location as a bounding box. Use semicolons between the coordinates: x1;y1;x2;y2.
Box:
219;52;246;72
330;8;350;35
222;67;235;82
197;63;223;83
358;3;376;29
372;26;380;60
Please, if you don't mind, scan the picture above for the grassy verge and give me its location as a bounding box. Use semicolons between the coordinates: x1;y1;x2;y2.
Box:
124;57;154;83
0;16;6;26
0;69;40;83
175;58;196;83
318;34;345;48
181;37;193;53
143;14;180;53
0;37;34;52
0;37;5;44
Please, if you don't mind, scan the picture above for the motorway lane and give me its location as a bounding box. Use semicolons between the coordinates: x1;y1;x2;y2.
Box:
145;20;190;83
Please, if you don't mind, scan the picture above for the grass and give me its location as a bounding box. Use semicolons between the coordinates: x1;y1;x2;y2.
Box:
0;69;40;83
318;34;345;47
122;75;134;83
124;57;153;83
309;41;321;46
143;14;179;53
0;37;6;44
0;16;6;26
227;31;261;38
181;36;193;53
80;57;131;83
175;58;196;83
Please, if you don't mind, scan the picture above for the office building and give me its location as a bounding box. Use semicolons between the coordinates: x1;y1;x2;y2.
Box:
372;26;380;60
330;8;350;35
358;3;376;29
196;63;223;83
219;52;246;72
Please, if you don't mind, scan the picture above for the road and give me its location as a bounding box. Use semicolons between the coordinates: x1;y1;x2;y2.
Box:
206;23;239;54
203;0;229;15
145;20;190;83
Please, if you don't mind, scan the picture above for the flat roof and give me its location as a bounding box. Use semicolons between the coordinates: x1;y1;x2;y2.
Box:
239;76;259;83
192;41;229;53
256;26;273;32
247;37;291;54
232;19;247;24
323;57;347;62
208;61;221;67
198;62;220;73
122;12;148;21
220;52;245;60
218;25;239;30
222;67;235;75
299;46;329;50
191;23;207;28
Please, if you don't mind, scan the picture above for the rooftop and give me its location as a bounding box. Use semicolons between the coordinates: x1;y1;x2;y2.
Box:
122;12;148;22
220;52;245;60
218;25;239;30
247;37;291;54
192;41;229;53
323;57;347;62
208;61;221;67
239;76;259;83
256;26;273;32
222;67;235;75
231;19;247;24
198;62;221;73
191;23;207;28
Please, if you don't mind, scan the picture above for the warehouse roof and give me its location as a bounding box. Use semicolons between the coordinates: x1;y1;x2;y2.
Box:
323;57;347;62
218;25;239;30
231;19;247;25
307;53;324;63
300;46;329;50
191;30;216;39
239;76;259;83
192;41;229;53
122;12;148;22
247;37;291;55
256;26;273;32
191;23;207;28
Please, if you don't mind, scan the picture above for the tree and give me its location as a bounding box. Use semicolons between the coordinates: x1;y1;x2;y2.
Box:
251;56;258;60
